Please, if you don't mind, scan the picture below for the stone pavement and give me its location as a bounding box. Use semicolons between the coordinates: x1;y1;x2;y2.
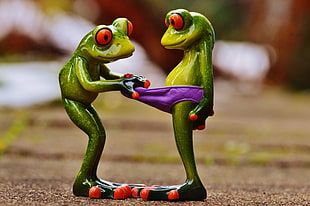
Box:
0;87;310;205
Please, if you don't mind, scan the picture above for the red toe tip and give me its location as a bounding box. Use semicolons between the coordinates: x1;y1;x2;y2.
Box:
189;114;198;121
89;186;101;199
122;185;131;198
132;91;140;99
114;187;127;200
140;188;150;200
125;73;133;78
144;79;151;88
168;190;179;200
197;125;206;130
131;187;139;198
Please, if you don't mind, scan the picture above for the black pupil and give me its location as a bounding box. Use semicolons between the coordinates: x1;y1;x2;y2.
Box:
104;34;109;41
171;19;175;26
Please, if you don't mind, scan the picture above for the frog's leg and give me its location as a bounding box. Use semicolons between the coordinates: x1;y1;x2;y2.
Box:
138;101;207;201
62;98;132;199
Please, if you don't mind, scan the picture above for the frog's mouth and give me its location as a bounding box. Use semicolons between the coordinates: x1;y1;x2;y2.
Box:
98;52;133;62
163;39;186;48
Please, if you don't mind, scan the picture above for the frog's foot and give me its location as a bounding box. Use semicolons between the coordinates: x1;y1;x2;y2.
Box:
114;183;147;199
89;184;132;199
132;182;206;201
89;180;147;199
131;185;152;198
73;179;135;199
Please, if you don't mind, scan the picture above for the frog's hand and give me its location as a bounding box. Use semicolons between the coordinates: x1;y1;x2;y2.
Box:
123;74;151;89
189;106;214;120
189;99;214;130
120;78;139;99
121;75;151;99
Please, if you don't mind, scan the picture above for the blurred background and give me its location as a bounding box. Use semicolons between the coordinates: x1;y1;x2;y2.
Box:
0;2;310;204
0;0;310;173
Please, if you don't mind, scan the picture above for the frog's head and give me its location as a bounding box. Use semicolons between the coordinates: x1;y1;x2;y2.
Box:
161;9;215;50
78;18;135;63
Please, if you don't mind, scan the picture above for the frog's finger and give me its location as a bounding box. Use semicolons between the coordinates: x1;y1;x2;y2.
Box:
132;91;140;99
124;73;133;78
144;79;151;88
195;125;205;130
189;113;198;121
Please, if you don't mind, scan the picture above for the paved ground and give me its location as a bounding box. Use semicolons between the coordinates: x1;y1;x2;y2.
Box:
0;85;310;205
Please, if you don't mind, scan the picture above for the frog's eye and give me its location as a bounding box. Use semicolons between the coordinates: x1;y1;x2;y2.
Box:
95;28;112;46
169;13;184;30
127;20;133;36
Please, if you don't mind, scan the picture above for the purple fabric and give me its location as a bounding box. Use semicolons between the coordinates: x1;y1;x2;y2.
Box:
127;86;204;113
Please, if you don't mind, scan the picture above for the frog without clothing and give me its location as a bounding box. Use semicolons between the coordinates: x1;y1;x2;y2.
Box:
132;9;215;201
59;18;147;199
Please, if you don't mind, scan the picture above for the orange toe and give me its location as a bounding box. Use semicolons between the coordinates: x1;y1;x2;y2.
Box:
114;187;127;199
121;185;131;198
89;186;101;199
189;114;198;121
132;91;140;99
131;187;139;198
168;190;179;200
197;125;206;130
140;188;150;200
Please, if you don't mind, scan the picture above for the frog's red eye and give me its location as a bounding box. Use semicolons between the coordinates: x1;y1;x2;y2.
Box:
165;18;168;27
95;28;112;45
127;20;133;36
169;13;184;30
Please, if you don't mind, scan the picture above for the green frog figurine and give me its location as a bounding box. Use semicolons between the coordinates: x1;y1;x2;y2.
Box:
59;18;148;199
130;9;215;201
59;8;215;201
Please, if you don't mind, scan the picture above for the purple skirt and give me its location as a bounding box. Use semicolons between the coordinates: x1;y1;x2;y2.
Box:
123;86;204;113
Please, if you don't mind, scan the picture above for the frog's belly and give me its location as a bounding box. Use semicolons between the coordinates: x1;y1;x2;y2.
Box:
164;66;201;86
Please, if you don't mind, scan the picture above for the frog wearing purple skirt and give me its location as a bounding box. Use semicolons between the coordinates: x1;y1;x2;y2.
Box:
59;18;149;199
129;9;215;201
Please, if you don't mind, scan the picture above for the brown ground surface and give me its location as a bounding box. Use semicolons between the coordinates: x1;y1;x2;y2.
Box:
0;86;310;205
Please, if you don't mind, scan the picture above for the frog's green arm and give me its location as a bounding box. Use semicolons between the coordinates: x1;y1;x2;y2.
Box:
191;40;214;115
99;63;123;80
75;56;123;92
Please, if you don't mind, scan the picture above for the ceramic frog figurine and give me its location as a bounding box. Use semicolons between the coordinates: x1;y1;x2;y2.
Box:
59;18;148;199
132;9;215;201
